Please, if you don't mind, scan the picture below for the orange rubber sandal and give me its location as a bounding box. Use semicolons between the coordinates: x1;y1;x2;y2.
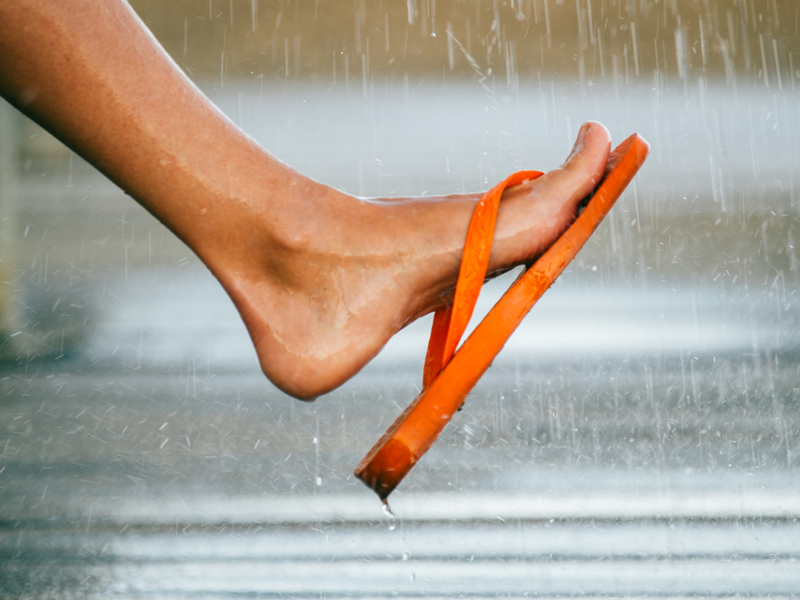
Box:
355;133;650;500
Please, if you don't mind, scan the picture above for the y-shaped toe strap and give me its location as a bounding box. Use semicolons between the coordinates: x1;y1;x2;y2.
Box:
423;170;543;388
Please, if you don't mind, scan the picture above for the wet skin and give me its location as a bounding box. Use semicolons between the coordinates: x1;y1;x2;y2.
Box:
0;0;611;399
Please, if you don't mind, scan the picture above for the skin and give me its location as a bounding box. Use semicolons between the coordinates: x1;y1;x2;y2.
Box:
0;1;611;400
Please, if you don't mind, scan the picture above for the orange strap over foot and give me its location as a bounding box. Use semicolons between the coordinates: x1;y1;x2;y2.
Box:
422;170;544;388
356;134;650;500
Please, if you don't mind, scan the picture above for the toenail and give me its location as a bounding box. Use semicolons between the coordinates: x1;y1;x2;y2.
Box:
576;122;591;146
567;123;592;161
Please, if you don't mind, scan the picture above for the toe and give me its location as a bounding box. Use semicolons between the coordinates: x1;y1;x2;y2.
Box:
490;121;612;269
557;121;612;197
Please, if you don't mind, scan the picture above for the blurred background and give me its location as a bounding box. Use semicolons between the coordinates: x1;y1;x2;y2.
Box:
2;0;800;597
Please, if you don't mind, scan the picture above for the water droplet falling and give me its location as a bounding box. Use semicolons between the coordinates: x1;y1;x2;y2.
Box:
382;498;397;530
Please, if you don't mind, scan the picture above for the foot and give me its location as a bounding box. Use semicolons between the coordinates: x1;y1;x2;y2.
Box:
203;122;611;399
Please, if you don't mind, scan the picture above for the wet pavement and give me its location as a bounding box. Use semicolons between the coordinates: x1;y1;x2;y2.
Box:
2;79;800;597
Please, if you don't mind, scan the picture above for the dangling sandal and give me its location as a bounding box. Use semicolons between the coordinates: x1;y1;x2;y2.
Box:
355;133;650;500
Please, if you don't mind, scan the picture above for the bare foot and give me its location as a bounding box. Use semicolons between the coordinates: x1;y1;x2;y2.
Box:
0;2;610;399
202;122;611;399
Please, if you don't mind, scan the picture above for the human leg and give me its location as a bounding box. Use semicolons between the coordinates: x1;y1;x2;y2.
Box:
0;0;610;399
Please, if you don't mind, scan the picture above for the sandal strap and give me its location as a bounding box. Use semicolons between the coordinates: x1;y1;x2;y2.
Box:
423;170;544;388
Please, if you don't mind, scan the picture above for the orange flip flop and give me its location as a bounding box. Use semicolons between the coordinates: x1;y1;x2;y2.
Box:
355;133;650;500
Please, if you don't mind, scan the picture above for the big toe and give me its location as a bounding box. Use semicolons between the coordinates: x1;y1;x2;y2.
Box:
557;120;612;197
491;121;612;267
535;121;612;213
